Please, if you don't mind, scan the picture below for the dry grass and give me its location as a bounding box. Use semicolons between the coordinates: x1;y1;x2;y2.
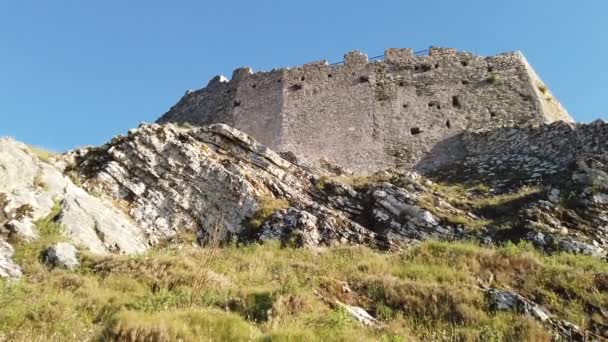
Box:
1;238;607;341
315;172;394;191
27;146;55;164
247;194;290;230
189;215;223;308
418;182;542;230
105;309;260;341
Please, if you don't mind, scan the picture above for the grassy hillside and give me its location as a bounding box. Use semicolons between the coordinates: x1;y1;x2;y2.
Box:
2;222;607;341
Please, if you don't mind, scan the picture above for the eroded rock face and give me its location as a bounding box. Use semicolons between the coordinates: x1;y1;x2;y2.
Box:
0;138;148;257
68;124;301;243
68;122;606;255
68;124;393;250
2;121;608;278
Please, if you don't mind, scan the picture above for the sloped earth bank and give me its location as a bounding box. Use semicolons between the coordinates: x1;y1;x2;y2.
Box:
0;123;607;340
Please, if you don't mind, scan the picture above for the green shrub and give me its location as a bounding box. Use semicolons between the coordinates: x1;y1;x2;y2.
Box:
486;73;499;84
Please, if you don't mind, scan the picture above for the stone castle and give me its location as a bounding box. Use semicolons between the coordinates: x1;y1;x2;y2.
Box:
157;47;572;172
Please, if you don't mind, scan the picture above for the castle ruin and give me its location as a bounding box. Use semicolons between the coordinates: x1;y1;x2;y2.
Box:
157;47;572;172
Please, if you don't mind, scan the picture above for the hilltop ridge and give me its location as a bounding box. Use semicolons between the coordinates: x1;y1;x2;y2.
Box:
3;47;608;341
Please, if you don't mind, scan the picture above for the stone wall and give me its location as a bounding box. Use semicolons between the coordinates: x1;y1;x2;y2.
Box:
461;120;608;166
157;46;572;172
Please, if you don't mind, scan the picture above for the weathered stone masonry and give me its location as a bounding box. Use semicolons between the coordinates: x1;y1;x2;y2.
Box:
157;47;572;172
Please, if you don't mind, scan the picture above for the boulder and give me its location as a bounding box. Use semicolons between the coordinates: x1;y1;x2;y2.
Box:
486;288;582;340
43;242;80;270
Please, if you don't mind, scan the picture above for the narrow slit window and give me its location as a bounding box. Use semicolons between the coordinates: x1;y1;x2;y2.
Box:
452;96;462;109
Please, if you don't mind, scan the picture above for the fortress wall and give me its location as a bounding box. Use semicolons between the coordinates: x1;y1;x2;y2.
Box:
157;47;573;173
278;54;389;170
520;54;572;123
231;68;285;147
276;48;562;171
159;75;238;126
461;121;608;166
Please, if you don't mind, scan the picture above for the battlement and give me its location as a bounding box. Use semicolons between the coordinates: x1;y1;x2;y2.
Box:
157;46;572;172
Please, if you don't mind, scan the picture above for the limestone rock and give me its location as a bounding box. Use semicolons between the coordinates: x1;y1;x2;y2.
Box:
370;183;449;241
258;208;320;246
0;239;21;279
0;138;148;256
3;119;608;260
334;300;381;328
70;123;392;250
43;242;80;270
486;288;582;340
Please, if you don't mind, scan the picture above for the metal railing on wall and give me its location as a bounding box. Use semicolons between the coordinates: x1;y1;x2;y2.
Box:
330;49;429;66
414;49;429;57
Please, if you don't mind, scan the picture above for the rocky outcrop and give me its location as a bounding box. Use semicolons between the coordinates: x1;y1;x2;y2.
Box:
59;122;608;255
0;138;148;262
2;120;608;279
67;123;392;250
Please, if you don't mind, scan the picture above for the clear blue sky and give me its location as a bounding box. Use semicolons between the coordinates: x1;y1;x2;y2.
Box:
1;1;606;151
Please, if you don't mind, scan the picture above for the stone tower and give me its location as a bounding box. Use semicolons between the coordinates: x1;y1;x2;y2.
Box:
157;47;572;172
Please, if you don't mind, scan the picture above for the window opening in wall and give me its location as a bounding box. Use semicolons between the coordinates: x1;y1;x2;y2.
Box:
403;103;409;109
327;74;333;78
233;101;241;107
461;80;470;85
358;75;369;83
288;84;303;92
461;60;469;67
252;84;257;89
489;111;497;118
398;80;405;87
421;64;432;72
487;66;494;72
301;76;306;81
446;120;451;129
435;63;440;69
452;96;462;109
410;127;422;135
